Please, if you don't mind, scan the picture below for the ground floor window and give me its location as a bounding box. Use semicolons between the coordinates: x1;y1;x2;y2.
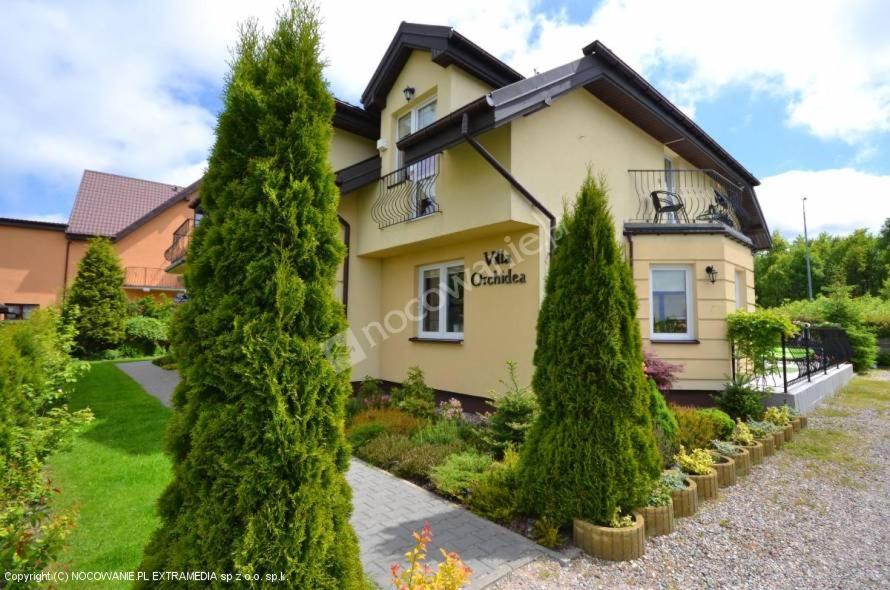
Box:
650;266;693;340
735;269;747;310
1;303;38;320
418;260;464;339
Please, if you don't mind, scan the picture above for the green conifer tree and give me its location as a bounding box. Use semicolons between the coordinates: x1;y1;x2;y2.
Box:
518;175;661;526
136;3;364;587
65;237;127;355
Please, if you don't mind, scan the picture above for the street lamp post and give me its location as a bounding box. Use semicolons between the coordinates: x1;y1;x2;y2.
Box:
802;196;813;300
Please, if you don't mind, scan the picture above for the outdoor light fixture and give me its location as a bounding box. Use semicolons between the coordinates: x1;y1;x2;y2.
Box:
403;85;415;101
705;265;718;284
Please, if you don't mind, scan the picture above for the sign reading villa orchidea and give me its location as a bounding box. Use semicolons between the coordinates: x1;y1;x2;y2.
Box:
470;249;527;287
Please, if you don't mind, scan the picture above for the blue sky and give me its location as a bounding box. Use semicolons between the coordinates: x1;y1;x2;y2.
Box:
1;0;888;237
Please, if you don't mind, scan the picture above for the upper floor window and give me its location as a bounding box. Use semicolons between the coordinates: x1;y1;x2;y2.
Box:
650;266;694;340
395;97;438;220
396;97;437;169
418;260;464;340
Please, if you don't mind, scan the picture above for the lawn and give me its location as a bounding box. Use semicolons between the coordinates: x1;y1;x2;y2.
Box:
48;361;172;584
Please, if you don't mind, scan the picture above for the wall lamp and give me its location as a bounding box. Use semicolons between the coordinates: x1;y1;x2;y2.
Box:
403;85;415;101
705;265;718;284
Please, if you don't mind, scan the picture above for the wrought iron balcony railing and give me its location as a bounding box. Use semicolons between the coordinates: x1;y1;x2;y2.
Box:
164;218;193;264
124;267;185;290
628;169;746;229
371;154;440;229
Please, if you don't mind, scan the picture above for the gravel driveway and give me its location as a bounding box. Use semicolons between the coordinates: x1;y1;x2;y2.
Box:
493;372;890;590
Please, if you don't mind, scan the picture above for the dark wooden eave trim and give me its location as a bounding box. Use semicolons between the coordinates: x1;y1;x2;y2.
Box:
360;22;523;112
0;217;67;232
335;155;381;195
334;100;380;139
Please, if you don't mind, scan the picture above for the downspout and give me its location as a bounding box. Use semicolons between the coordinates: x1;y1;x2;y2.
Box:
338;215;350;317
460;114;556;254
62;238;71;304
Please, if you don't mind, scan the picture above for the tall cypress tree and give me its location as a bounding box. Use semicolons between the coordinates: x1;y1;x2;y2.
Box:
137;3;364;587
65;237;127;355
518;175;660;526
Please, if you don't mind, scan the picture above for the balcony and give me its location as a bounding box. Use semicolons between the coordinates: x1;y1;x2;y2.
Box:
124;267;184;291
371;154;440;229
628;169;747;230
164;218;193;267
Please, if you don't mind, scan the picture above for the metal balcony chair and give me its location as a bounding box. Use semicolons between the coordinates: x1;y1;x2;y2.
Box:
650;190;689;223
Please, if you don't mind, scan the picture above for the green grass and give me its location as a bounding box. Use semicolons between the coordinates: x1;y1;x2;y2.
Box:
48;361;172;585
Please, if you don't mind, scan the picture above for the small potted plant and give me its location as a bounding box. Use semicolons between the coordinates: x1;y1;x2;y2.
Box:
662;469;697;518
786;405;803;432
713;439;750;478
765;406;793;443
674;447;718;501
730;420;763;466
707;447;737;488
639;480;674;537
747;420;779;455
573;507;645;561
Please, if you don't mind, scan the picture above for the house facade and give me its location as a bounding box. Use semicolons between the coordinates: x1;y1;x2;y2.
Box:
0;171;195;318
172;23;770;402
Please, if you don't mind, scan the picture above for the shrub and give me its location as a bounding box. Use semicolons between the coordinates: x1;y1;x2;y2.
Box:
646;480;672;507
746;420;781;437
136;6;365;586
0;309;91;582
846;325;877;372
696;408;735;439
764;406;791;427
411;420;463;446
713;374;766;420
65;237;128;355
643;350;683;391
152;353;177;370
124;316;168;356
877;350;890;368
660;469;687;491
437;398;464;421
671;405;720;450
391;367;436;418
127;295;175;321
726;309;797;382
395;442;466;481
518;175;660;526
647;379;679;467
466;448;521;523
356;434;415;470
431;451;493;499
674;447;714;475
530;517;560;549
390;524;471;590
483;361;538;456
729;420;755;446
347;423;387;450
712;439;742;456
348;407;421;436
356;375;388;408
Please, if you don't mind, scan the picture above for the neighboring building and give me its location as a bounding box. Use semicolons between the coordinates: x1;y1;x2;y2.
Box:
0;170;196;317
167;22;768;403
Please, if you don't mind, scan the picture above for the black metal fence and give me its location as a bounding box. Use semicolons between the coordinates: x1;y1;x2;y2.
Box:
628;168;747;229
371;154;440;228
164;218;193;264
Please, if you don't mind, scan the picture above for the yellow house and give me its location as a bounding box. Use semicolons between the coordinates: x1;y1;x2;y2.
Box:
170;23;771;406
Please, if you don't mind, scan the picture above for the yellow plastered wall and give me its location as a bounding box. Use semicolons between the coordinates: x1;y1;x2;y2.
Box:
330;128;376;171
632;232;755;390
0;225;68;308
367;228;541;396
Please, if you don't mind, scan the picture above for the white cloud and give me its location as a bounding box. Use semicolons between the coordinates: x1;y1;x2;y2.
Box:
757;168;890;237
1;0;888;219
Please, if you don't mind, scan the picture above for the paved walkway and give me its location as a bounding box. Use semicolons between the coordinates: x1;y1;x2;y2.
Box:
115;361;550;589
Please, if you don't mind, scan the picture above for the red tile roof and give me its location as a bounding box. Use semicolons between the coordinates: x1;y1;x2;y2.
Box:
66;170;184;237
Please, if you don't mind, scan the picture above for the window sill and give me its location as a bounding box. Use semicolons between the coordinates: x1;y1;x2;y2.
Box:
650;338;700;344
409;337;463;344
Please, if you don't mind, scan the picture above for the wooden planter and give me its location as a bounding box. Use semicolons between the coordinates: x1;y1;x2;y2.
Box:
799;415;808;429
639;502;674;538
784;424;794;442
743;440;764;465
670;478;698;518
687;470;718;501
573;515;645;561
724;447;750;477
791;417;802;433
772;430;784;450
758;436;775;457
710;453;737;488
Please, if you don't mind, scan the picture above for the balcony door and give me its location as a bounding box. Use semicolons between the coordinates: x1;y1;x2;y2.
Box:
396;97;437;218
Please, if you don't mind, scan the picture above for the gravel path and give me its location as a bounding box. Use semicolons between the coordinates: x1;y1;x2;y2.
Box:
493;372;890;590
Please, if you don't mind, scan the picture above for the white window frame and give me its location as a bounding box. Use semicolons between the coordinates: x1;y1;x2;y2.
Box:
649;265;695;341
396;95;437;170
417;259;464;340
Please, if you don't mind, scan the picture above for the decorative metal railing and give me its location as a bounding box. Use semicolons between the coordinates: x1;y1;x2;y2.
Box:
628;169;746;229
371;154;440;228
124;267;185;290
164;218;193;264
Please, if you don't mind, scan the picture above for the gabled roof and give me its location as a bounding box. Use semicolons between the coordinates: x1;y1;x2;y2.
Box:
361;22;524;112
397;40;771;250
66;170;185;239
334;99;380;139
0;217;67;231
